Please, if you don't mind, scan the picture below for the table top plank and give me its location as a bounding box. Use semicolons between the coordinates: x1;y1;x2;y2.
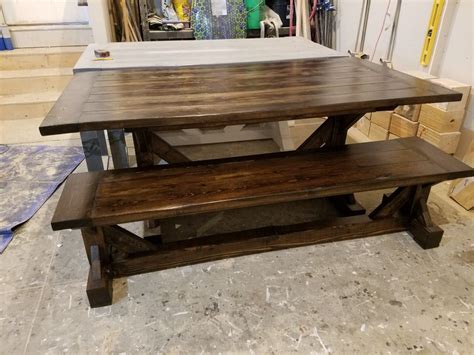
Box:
51;137;473;230
40;57;461;136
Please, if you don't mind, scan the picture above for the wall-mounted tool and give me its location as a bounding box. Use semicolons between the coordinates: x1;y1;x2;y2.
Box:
420;0;445;66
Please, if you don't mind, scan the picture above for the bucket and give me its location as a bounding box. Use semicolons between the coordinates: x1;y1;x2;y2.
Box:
266;0;294;27
245;0;261;30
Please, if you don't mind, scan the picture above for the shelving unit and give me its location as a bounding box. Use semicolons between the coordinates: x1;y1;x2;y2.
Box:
138;0;291;41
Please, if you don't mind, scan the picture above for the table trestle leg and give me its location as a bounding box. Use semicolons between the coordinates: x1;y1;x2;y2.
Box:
297;113;366;215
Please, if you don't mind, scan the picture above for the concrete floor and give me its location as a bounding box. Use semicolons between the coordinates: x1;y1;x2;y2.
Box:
1;128;473;354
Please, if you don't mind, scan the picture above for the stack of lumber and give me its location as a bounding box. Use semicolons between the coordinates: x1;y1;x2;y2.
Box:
354;73;470;156
109;0;142;42
388;71;437;140
369;111;391;140
449;141;474;210
354;70;436;142
416;78;470;154
354;112;391;141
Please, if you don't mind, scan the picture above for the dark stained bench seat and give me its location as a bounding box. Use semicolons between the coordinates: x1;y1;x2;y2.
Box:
51;137;473;307
52;137;472;230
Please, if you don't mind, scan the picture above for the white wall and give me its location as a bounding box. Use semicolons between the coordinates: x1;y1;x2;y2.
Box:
436;0;473;132
2;0;89;25
337;0;473;134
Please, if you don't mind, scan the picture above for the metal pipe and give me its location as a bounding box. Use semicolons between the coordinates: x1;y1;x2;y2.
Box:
354;0;366;51
386;0;402;62
359;0;371;52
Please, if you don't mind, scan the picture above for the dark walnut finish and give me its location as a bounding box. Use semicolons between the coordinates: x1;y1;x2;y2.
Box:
39;57;461;135
51;138;473;230
43;57;467;308
51;138;474;307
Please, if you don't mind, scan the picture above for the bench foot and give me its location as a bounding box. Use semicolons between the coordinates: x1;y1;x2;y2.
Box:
408;189;444;249
409;220;444;249
82;227;114;308
86;245;113;308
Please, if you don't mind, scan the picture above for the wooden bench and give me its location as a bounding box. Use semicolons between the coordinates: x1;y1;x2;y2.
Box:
52;137;473;307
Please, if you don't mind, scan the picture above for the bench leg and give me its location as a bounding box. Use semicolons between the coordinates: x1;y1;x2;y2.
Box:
407;186;444;249
82;227;113;307
86;245;113;308
370;185;444;249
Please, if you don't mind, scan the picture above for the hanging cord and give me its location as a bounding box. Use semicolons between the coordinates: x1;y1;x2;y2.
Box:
289;0;295;36
370;0;392;60
309;0;317;20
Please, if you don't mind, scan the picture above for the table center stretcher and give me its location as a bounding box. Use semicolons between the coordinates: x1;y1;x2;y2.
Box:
40;56;473;308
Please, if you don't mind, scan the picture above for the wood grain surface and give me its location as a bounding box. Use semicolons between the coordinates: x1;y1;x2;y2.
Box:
40;57;461;135
51;137;473;230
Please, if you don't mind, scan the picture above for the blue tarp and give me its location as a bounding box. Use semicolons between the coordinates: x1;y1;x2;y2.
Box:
0;144;84;252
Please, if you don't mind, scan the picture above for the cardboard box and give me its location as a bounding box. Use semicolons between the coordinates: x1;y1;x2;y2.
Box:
394;104;421;122
368;122;389;141
392;71;436;122
356;116;370;136
428;78;471;111
419;104;465;133
389;113;419;137
371;111;392;130
417;124;461;154
388;133;399;140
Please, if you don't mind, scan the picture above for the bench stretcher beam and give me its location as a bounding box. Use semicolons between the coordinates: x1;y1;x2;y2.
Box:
79;183;445;307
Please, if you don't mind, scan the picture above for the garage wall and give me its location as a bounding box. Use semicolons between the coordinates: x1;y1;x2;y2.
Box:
1;0;89;25
436;0;473;133
336;0;473;137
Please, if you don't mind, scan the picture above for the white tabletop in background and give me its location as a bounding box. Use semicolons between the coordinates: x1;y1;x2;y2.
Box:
74;37;346;72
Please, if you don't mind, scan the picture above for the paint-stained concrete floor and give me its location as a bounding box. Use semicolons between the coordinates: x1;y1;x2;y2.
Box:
1;137;473;354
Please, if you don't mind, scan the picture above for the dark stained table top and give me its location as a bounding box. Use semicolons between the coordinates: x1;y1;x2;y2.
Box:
40;57;461;135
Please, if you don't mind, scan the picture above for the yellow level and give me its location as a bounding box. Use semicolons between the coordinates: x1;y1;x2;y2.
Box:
420;0;445;66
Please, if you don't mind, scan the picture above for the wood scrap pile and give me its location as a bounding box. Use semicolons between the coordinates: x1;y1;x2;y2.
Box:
108;0;143;41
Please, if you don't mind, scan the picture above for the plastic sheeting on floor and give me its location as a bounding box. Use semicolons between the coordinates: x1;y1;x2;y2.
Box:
0;144;84;253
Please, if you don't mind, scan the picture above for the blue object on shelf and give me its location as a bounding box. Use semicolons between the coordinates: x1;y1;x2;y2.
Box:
0;26;13;50
0;33;6;51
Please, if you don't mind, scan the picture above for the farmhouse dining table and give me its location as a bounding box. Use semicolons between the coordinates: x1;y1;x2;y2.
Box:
40;49;459;209
40;51;458;159
39;39;468;308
